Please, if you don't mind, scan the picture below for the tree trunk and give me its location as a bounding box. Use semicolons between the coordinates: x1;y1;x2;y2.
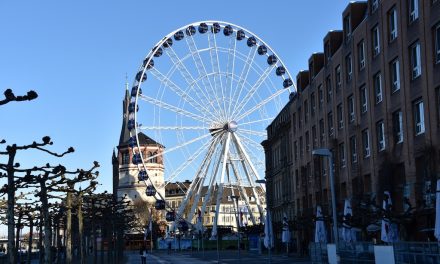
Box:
92;199;97;264
7;147;16;264
78;193;85;264
39;215;44;263
40;182;52;264
27;216;33;264
66;191;72;264
15;213;22;261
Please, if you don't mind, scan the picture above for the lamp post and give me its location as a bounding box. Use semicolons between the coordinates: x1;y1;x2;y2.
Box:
256;179;271;264
312;148;339;262
230;195;241;262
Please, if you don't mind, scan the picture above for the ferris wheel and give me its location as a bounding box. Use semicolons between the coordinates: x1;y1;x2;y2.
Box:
128;21;296;235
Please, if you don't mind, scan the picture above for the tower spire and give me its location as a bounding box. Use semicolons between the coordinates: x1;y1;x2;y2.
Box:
119;75;131;145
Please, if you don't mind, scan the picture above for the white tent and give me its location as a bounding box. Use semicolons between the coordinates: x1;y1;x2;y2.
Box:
342;199;356;242
281;213;291;243
434;179;440;241
314;206;327;243
381;191;399;243
264;210;274;248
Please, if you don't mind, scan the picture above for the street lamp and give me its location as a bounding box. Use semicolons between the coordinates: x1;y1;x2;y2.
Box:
312;148;339;262
211;209;220;263
230;195;241;262
256;179;271;264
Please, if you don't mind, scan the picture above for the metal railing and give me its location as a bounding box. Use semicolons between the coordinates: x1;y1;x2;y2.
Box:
310;242;328;264
393;242;440;264
338;241;375;263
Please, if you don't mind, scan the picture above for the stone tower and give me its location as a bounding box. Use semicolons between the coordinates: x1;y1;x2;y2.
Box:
112;82;165;204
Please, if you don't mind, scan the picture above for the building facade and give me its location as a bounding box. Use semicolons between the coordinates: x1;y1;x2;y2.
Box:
263;0;440;247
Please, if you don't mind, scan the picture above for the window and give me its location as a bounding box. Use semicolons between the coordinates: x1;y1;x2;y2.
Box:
372;25;381;57
410;42;421;79
437;88;440;126
328;112;334;137
318;85;324;109
292;113;296;135
389;7;398;41
414;100;425;135
409;0;419;23
304;100;309;124
335;67;341;92
122;152;130;165
319;119;325;146
337;104;344;129
435;24;440;64
393;110;404;144
346;54;352;82
326;76;333;103
360;85;368;113
348;95;355;123
311;92;316;116
300;136;303;157
376;120;386;151
325;41;331;63
362;129;370;157
339;143;346;168
350;136;357;163
305;131;310;152
312;126;317;148
294;141;298;161
344;15;351;42
374;72;382;104
372;0;379;12
358;40;365;70
390;58;400;93
298;107;302;129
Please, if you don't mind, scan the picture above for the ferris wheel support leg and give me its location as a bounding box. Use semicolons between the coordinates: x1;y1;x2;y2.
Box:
231;133;266;223
228;158;257;225
185;136;220;225
171;136;220;231
212;132;231;238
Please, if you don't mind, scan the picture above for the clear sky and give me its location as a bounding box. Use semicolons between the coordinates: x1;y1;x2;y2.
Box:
0;0;352;196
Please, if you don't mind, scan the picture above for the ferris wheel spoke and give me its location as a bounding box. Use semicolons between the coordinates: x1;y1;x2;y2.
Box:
236;132;265;152
235;88;286;122
185;36;224;121
226;32;238;120
238;129;266;137
231;64;276;119
138;94;210;124
208;31;227;120
239;117;274;126
149;68;217;120
229;46;258;118
166;133;220;186
164;46;224;120
140;131;217;163
139;126;208;130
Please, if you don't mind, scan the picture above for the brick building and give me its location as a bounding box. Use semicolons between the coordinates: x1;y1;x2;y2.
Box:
263;0;440;248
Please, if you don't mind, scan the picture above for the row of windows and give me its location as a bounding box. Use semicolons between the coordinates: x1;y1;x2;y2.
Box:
293;98;426;167
121;151;158;165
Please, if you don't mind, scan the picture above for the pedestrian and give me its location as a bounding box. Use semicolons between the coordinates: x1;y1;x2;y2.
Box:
140;247;146;264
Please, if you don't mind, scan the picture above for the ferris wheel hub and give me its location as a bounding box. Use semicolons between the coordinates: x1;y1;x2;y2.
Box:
225;121;238;132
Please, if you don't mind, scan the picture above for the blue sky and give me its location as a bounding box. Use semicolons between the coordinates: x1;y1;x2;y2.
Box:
0;0;352;196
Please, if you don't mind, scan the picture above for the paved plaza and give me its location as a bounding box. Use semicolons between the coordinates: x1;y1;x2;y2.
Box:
125;250;311;264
